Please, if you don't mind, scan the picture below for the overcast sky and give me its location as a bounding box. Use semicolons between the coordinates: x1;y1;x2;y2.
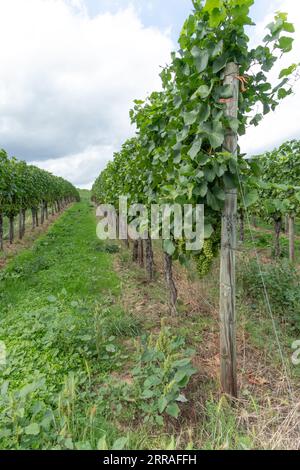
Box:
0;0;299;188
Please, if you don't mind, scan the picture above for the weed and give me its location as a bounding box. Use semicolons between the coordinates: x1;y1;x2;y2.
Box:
202;397;253;450
238;257;300;331
96;322;196;427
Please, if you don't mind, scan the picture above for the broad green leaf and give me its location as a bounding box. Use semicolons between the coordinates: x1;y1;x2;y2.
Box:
25;423;40;436
279;63;298;79
278;88;289;99
141;389;155;399
194;182;208;197
227;117;240;132
166;402;180;419
176;127;189;143
192;85;211;100
144;375;161;388
212;39;223;58
183;109;198;126
198;85;210;99
208;121;224;149
204;167;216;183
158;396;168;413
203;0;222;13
174;95;182;109
207;190;219;210
174;369;190;385
188;138;203;160
191;48;209;73
223;172;236;189
278;36;294;53
163;239;176;256
214;186;226;201
198;154;210;166
244;189;259;207
213;53;228;73
283;22;295;33
155;415;164;426
198;103;211;122
210;9;226;27
173;152;182;164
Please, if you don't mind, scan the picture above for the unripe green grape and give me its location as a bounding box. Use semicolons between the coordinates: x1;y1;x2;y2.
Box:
194;228;221;278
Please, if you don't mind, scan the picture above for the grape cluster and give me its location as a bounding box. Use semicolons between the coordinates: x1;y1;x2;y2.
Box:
195;229;221;278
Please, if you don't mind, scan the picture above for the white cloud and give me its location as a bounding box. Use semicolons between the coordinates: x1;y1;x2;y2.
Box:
31;145;113;189
241;0;300;155
0;0;173;187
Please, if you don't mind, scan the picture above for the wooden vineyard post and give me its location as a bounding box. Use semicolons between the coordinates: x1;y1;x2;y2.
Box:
219;62;239;398
289;215;295;263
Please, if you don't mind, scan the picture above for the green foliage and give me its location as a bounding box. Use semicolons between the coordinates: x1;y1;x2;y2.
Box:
96;323;196;427
103;312;142;338
252;140;300;224
238;257;300;331
0;201;122;449
0;149;79;218
97;435;128;451
0;376;55;448
202;397;252;450
92;0;296;277
0;199;196;449
101;243;120;254
132;323;196;424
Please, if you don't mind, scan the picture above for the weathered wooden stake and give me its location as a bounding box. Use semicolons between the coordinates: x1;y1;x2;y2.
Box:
32;208;36;230
9;215;14;244
285;214;289;235
22;209;26;237
289;215;295;263
219;62;239;398
19;210;23;240
164;252;177;316
138;239;144;267
132;240;139;262
145;236;154;281
274;217;282;258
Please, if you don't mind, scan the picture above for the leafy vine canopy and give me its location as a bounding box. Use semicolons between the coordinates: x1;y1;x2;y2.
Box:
253;140;300;221
92;0;297;263
0;149;79;216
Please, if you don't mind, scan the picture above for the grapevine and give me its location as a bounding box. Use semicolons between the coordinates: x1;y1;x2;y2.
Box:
250;140;300;258
0;149;79;249
92;0;296;306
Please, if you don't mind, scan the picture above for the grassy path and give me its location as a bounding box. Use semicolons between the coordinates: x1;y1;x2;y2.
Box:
0;196;127;449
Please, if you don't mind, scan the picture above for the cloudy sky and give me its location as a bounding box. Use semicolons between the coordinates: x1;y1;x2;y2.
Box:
0;0;299;188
